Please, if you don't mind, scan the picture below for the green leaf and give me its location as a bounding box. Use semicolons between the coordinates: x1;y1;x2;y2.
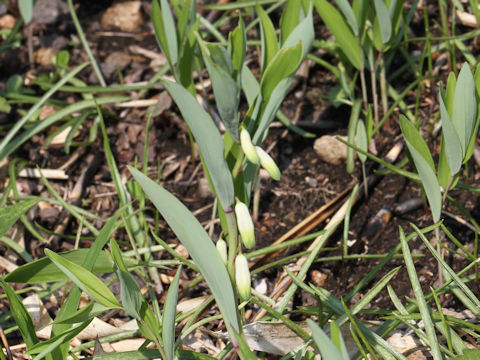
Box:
437;134;452;190
163;266;182;360
330;321;349;360
229;17;246;79
0;199;38;237
18;0;33;23
257;5;279;71
452;349;480;360
198;39;240;141
26;320;91;359
452;63;476;155
356;120;368;163
128;168;241;339
151;0;178;67
162;80;234;210
314;0;363;70
439;93;462;175
0;278;38;348
0;96;11;113
45;249;121;309
281;3;314;60
307;319;345;359
110;240;143;319
4;249;117;283
279;0;301;45
445;72;456;117
82;349;217;360
400;116;442;222
373;0;392;46
335;0;359;35
54;302;110;324
260;42;303;102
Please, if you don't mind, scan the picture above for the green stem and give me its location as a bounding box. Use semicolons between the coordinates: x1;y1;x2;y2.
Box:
225;210;238;279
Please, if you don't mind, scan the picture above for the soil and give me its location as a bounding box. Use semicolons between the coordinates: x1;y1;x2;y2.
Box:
1;0;480;357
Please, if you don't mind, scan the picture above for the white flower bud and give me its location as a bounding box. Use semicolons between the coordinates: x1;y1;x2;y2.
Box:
235;254;251;301
255;146;281;181
240;128;259;164
216;238;228;265
234;201;255;249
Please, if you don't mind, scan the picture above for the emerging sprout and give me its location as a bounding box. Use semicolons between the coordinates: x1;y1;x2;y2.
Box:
235;254;251;301
255;146;281;181
240;128;259;164
216;238;228;265
234;201;255;249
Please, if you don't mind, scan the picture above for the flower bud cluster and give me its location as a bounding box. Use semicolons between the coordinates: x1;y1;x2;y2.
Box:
240;128;281;181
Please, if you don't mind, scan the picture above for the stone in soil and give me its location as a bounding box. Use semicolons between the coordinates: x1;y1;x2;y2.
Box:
313;134;349;166
101;1;144;33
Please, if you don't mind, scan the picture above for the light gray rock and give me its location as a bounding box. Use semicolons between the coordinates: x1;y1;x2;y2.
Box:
313;135;348;166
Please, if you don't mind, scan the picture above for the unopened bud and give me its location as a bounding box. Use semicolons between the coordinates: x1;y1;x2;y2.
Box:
216;238;228;265
235;201;255;249
235;254;251;301
255;146;281;181
240;128;259;164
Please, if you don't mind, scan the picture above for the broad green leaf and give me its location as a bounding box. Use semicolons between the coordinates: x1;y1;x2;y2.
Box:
445;72;456;117
45;249;121;309
0;278;38;348
163;266;182;360
356;120;368;163
437;135;452;190
314;0;363;70
151;0;178;67
373;0;392;48
439;93;462;175
129;168;241;338
335;0;359;35
281;3;314;60
4;249;118;283
452;349;480;359
0;199;38;237
82;349;217;360
257;5;279;71
54;302;110;324
352;0;368;38
229;17;246;79
110;240;143;319
198;39;240;141
18;0;33;23
453;63;476;155
26;320;91;359
400;116;442;222
330;321;349;360
241;65;260;106
279;0;301;44
464;116;480;164
162;80;234;210
307;319;344;359
261;42;303;102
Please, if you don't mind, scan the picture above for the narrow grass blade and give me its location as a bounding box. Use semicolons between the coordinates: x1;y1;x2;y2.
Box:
54;302;110;324
0;96;128;161
411;223;480;314
151;0;178;68
128;168;241;338
45;249;121;309
0;278;38;348
0;62;89;160
162;81;234;210
307;319;345;359
281;3;314;60
163;266;182;360
373;0;392;46
330;321;349;360
335;0;359;35
0;199;38;237
399;226;442;360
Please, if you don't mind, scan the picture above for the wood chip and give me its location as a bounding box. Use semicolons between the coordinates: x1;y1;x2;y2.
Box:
18;168;68;180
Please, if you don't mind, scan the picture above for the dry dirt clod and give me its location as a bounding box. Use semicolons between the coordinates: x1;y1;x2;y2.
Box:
101;1;144;33
313;135;349;166
0;14;16;29
32;0;69;25
34;47;57;67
